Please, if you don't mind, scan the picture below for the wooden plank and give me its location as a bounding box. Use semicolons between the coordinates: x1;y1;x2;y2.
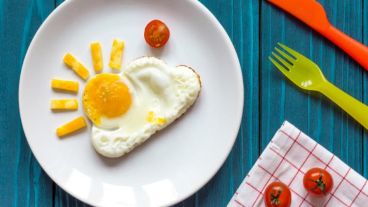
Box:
363;0;368;179
261;0;364;176
187;0;260;206
0;0;55;206
54;188;89;207
55;0;64;7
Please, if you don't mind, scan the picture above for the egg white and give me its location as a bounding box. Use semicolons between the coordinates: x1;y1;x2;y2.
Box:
91;57;201;158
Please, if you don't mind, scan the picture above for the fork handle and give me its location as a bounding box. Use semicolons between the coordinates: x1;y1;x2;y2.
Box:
321;26;368;70
320;81;368;129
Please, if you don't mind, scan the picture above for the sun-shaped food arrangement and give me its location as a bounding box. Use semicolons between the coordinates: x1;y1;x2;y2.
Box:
51;21;202;158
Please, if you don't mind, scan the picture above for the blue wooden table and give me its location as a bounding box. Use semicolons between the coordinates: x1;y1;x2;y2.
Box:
1;0;368;206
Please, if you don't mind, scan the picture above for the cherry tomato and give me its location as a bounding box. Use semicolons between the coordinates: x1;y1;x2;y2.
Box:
264;181;291;207
144;19;170;48
303;167;333;196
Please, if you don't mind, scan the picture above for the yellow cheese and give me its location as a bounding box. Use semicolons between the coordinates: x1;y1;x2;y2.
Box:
63;53;90;80
51;79;79;93
51;99;78;110
56;116;86;137
90;42;103;72
109;39;124;70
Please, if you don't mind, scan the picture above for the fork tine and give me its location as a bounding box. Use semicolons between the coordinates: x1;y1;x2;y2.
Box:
277;42;301;59
275;47;295;64
271;52;293;69
269;56;289;77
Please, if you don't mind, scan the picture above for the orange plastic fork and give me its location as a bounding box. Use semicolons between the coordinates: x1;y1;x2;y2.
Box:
268;0;368;71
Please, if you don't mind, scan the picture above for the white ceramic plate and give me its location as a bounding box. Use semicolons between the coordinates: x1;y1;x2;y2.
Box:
19;0;243;206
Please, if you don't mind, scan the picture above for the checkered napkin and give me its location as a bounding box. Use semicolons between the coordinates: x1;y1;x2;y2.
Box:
228;121;368;207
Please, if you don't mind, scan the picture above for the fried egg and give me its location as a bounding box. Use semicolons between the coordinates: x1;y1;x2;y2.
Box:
82;57;201;158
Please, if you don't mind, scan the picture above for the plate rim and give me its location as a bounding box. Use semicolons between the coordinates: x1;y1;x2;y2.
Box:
18;0;244;206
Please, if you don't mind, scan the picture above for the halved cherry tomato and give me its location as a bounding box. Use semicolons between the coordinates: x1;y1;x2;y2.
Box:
303;167;333;196
264;181;291;207
144;19;170;48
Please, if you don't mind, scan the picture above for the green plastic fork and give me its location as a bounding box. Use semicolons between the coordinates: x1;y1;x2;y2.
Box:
269;43;368;130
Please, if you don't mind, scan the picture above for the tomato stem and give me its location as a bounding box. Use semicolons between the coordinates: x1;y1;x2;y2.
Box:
308;173;327;194
270;189;282;205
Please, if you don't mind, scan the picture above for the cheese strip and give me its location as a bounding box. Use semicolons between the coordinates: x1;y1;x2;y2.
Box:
90;42;103;72
63;53;90;80
51;79;79;93
56;116;86;137
109;39;124;70
51;99;78;110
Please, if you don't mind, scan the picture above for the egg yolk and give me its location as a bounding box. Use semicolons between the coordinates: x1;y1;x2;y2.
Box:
83;73;131;125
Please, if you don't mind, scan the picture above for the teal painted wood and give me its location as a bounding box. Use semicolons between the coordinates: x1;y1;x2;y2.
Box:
261;0;364;177
1;0;368;206
55;0;64;6
363;0;368;179
0;0;55;206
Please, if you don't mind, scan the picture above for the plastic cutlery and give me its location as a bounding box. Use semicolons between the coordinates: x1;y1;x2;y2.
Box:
269;43;368;129
267;0;368;71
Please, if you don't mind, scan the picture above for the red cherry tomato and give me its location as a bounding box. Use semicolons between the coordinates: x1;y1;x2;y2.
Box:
303;167;333;196
264;181;291;207
144;19;170;48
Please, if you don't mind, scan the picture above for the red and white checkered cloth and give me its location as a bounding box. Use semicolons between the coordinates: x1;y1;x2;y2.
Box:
228;121;368;207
